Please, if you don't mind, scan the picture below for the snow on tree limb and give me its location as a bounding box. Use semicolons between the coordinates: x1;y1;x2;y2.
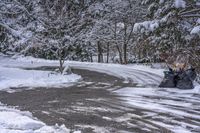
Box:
174;0;186;8
133;20;159;34
191;26;200;35
0;22;22;39
179;8;200;16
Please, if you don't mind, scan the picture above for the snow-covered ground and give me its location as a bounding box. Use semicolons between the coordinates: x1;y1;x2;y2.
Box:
1;55;164;86
68;61;164;86
114;86;200;133
0;102;76;133
0;55;81;133
0;66;81;93
0;56;81;92
0;55;200;133
66;58;200;132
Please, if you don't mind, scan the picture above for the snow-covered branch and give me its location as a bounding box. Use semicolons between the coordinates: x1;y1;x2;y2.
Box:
0;22;22;39
179;8;200;16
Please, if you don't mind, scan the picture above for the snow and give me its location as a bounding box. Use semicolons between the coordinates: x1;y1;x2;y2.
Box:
88;2;104;15
0;56;82;132
197;18;200;24
114;85;200;132
133;20;159;34
76;125;110;133
196;1;200;6
0;57;81;92
68;62;164;86
1;55;198;91
0;66;81;92
0;55;163;86
0;103;74;133
190;25;200;35
159;0;165;4
0;55;199;133
117;22;125;28
174;0;186;8
0;23;22;39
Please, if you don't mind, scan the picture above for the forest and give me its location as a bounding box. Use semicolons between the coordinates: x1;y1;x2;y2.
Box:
0;0;200;71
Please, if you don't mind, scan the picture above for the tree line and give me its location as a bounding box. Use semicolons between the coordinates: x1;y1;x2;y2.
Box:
0;0;200;71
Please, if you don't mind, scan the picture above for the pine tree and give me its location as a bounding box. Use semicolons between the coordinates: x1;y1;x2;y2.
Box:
134;0;200;67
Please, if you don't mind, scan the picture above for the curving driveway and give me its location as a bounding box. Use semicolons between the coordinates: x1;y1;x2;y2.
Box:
0;67;199;133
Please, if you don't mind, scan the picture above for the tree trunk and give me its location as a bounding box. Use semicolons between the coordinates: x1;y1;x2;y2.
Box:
106;42;110;63
97;41;103;63
116;45;123;64
59;58;64;74
138;49;141;61
123;43;127;64
90;53;93;62
123;24;128;64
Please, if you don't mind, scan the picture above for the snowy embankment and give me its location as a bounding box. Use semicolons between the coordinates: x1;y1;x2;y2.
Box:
0;102;77;133
0;56;81;92
0;66;80;93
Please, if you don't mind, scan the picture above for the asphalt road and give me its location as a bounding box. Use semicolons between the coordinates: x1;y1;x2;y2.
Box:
0;68;199;133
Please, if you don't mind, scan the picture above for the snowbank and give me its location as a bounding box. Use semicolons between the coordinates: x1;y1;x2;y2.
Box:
0;103;75;133
0;66;81;92
0;56;81;92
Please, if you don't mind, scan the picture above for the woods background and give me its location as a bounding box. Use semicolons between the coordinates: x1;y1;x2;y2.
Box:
0;0;200;72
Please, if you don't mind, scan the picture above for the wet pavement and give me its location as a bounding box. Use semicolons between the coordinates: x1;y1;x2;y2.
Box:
0;68;199;133
0;69;139;132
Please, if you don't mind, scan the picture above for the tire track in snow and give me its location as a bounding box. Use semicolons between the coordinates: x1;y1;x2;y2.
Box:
122;70;162;85
69;63;200;132
115;87;200;133
69;63;163;86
